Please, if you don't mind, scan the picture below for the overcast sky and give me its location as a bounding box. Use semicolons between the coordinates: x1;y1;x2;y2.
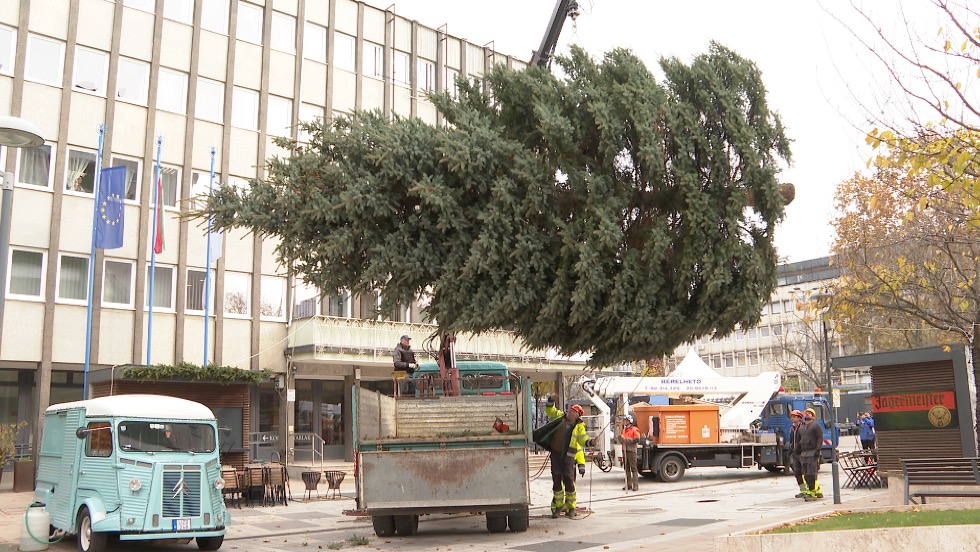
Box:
365;0;952;264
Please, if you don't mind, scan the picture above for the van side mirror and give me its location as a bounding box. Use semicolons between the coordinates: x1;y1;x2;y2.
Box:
76;427;87;439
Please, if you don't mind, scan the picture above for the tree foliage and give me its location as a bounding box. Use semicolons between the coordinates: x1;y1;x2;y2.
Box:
830;149;979;359
198;44;792;366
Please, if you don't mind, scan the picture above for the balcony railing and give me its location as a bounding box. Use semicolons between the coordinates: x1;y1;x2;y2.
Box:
287;316;589;370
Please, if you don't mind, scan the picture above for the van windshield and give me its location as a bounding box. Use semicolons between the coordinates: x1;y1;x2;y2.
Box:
118;421;216;453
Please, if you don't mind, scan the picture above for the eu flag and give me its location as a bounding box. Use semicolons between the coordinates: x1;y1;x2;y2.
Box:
94;165;126;249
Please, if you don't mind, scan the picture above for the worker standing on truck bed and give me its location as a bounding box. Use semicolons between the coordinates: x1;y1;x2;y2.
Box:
799;407;825;501
393;335;418;396
544;398;591;518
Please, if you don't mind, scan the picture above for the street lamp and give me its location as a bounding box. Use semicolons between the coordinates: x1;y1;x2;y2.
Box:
0;116;44;340
809;290;841;504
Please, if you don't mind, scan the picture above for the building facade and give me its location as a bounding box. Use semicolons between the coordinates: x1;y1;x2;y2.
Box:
665;256;870;392
0;0;587;463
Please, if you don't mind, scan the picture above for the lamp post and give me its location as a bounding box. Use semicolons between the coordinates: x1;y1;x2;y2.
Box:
0;116;44;342
809;290;841;504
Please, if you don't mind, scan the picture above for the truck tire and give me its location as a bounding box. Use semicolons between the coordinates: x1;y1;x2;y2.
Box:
658;455;686;483
394;515;419;536
507;510;529;532
76;507;107;552
486;514;508;533
196;536;225;550
371;515;396;537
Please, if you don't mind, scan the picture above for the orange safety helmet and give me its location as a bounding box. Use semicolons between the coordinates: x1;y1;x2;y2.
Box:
790;409;804;418
570;404;586;416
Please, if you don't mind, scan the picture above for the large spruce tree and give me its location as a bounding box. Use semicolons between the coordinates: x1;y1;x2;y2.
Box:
200;44;791;366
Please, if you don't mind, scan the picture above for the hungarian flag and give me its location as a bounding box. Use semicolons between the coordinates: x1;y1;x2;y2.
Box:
153;175;165;254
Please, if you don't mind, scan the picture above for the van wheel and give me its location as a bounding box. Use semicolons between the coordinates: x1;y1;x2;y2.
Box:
371;515;395;537
486;514;507;533
76;507;107;552
658;456;686;483
507;510;529;532
196;536;224;550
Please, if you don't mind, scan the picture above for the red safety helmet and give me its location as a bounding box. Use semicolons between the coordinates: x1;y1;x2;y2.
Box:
570;404;585;416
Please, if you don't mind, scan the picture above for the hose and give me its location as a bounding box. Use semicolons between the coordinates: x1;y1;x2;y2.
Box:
24;502;65;545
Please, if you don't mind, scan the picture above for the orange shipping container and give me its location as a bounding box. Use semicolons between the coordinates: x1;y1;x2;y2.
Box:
632;404;720;445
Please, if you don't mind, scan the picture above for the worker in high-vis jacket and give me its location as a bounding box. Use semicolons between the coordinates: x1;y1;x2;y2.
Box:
544;397;592;519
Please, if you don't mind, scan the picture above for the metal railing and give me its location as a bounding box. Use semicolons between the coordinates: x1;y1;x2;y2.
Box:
293;432;324;471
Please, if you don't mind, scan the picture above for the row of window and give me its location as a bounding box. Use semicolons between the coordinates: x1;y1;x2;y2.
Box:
9;248;286;318
1;25;451;111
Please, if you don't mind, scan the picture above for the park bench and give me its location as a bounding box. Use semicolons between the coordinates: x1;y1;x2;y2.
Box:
900;457;980;505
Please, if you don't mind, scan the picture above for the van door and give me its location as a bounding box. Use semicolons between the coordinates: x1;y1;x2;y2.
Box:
77;420;120;516
46;410;84;530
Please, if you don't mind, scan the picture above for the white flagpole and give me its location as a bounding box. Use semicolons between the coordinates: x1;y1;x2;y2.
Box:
203;147;216;366
147;136;162;365
82;124;107;399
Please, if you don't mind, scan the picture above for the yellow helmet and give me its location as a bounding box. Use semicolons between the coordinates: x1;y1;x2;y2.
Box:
804;408;817;418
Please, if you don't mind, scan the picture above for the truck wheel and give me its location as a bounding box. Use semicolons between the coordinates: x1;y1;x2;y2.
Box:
394;515;418;536
507;511;529;532
486;514;508;533
371;515;396;537
658;456;686;483
76;507;107;552
196;536;225;550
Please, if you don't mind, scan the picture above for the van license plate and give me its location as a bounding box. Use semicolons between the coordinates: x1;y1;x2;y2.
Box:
173;518;191;531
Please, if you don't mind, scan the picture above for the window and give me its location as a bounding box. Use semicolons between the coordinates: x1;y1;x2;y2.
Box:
157;68;188;114
190;171;218;209
358;291;378;320
325;291;346;317
116;57;149;104
186;268;215;312
73;47;108;95
103;260;133;306
772;324;782;336
196;77;224;122
146;264;174;309
267;95;292;138
66;148;97;193
84;422;112;458
163;0;193;24
200;0;229;34
297;103;323;142
736;353;746;366
303;22;327;63
237;2;263;44
57;255;89;303
770;301;782;314
747;327;757;339
26;35;64;86
110;156;140;201
293;282;319;318
735;328;744;341
417;59;435;92
260;276;285;319
18;144;53;188
724;354;734;368
0;25;14;75
224;272;250;316
270;12;295;54
124;0;154;12
749;351;759;365
231;87;258;129
9;250;44;298
445;68;459;98
760;326;770;337
362;42;383;78
160;166;179;208
333;33;355;72
393;51;410;85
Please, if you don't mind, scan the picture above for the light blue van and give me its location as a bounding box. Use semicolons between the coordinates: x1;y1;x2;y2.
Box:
35;395;229;552
415;361;513;396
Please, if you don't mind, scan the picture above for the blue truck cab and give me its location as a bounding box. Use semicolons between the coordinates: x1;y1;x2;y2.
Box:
759;393;834;463
415;361;512;396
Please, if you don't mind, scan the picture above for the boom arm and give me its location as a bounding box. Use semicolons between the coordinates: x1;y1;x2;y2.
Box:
530;0;580;68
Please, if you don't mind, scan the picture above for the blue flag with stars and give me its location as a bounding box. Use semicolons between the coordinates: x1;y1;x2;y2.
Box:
95;165;126;249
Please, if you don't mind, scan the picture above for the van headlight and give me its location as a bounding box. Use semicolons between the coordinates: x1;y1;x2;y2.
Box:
214;478;225;490
129;478;142;492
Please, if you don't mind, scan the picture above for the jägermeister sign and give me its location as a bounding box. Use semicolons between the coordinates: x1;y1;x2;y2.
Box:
872;391;957;431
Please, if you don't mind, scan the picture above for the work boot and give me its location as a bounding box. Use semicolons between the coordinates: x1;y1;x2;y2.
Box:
795;483;808;498
551;510;561;519
803;493;818;502
566;509;576;519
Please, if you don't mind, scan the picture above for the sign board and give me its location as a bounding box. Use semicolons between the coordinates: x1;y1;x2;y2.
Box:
872;391;957;431
832;389;841;409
